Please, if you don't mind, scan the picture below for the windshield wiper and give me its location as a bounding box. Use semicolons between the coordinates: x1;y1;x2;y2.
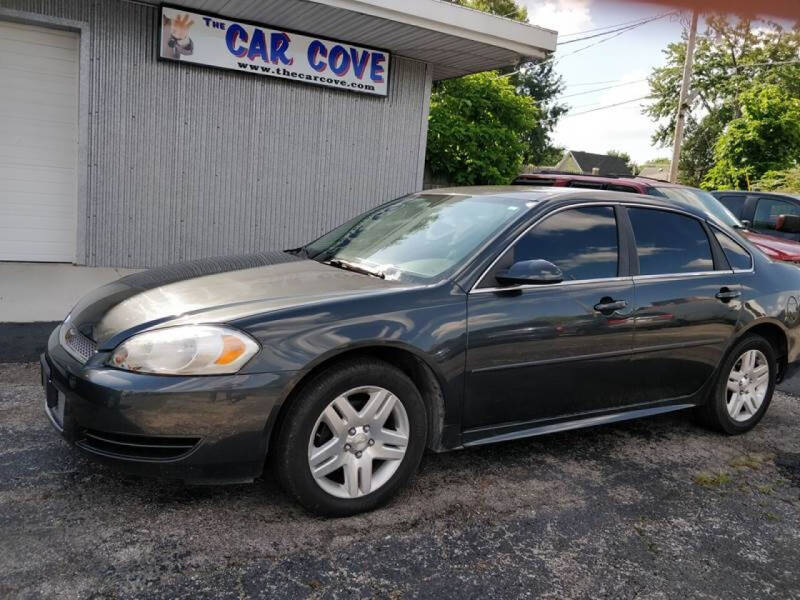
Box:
325;258;385;279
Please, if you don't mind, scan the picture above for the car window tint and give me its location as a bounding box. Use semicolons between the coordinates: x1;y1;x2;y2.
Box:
716;194;746;219
566;181;604;189
628;208;713;275
512;206;618;281
607;184;637;193
713;229;752;270
753;198;800;230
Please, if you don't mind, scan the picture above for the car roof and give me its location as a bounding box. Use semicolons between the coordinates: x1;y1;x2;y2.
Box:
422;185;714;222
711;189;800;201
513;171;687;188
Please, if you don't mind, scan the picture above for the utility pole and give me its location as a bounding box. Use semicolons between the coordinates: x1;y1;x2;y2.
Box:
669;10;699;183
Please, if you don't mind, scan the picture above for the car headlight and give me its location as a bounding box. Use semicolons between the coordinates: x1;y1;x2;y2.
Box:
108;325;259;375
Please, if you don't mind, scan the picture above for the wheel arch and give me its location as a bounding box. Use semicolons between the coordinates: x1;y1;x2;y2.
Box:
267;344;448;458
736;319;789;381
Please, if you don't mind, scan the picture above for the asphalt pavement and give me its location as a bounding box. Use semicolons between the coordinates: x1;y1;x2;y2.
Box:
2;361;799;599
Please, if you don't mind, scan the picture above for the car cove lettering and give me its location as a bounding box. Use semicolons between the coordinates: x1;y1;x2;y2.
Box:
159;6;389;96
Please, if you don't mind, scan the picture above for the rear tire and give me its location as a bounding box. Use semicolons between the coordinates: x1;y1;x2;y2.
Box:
696;334;776;434
273;358;427;516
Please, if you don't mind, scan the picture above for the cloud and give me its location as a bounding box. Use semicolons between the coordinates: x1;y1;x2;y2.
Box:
553;69;669;163
522;0;593;34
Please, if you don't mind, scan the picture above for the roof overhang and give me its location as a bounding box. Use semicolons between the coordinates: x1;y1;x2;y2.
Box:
142;0;557;80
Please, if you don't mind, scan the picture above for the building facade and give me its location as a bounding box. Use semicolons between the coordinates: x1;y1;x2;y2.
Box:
0;0;555;269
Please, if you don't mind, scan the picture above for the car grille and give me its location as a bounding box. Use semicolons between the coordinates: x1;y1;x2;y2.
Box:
61;325;97;363
77;429;201;461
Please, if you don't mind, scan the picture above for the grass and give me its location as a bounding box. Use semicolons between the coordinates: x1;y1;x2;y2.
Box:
693;471;733;488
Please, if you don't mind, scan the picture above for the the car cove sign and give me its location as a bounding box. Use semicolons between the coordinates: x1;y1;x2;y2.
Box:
159;5;390;96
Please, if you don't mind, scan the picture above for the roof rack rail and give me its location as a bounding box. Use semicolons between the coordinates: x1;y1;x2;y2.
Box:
635;175;671;183
516;169;624;179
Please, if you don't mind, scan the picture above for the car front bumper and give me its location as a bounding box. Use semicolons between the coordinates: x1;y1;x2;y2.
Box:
41;326;297;484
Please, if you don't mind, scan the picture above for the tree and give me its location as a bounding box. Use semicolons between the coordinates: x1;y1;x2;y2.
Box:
607;149;639;175
646;16;800;185
442;0;567;166
703;84;800;189
756;167;800;193
511;61;569;165
446;0;526;21
426;72;540;185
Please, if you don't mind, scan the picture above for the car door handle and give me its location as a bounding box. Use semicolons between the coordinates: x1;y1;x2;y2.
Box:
594;299;627;313
715;288;742;301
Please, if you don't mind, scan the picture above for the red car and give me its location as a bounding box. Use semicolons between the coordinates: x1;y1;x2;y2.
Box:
513;171;800;263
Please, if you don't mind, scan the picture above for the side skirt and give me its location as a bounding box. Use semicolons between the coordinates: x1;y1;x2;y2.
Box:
461;403;696;447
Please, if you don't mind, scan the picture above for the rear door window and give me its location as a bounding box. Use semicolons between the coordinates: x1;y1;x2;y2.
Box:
753;198;800;230
715;194;746;219
628;207;714;275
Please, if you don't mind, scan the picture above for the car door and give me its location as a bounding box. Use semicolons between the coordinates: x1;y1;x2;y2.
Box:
463;204;636;431
752;196;800;241
624;205;744;404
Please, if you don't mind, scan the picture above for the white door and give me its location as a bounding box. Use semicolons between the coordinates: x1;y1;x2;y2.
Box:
0;20;79;262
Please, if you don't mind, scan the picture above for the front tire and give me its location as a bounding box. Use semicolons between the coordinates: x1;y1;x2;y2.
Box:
697;334;776;434
273;358;427;516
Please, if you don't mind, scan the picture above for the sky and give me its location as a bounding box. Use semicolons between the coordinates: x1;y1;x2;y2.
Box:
520;0;688;164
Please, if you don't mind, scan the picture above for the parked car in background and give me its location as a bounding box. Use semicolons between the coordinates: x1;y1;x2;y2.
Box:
42;187;800;516
513;171;800;263
712;190;800;242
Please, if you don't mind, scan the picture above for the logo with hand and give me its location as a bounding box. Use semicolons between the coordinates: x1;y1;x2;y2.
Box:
162;13;195;60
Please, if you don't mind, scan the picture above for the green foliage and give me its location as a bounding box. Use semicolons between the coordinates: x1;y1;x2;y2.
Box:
646;17;800;185
703;85;800;189
512;61;569;165
447;0;527;21
606;149;638;175
756;167;800;193
445;0;565;166
426;72;540;185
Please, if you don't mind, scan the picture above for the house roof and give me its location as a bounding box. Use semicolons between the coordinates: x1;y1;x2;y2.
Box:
141;0;557;80
638;165;670;181
568;151;633;177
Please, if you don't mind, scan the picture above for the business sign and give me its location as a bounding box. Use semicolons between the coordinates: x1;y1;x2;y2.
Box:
159;5;390;96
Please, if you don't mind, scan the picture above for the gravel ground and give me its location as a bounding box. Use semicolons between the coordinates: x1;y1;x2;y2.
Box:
2;361;800;599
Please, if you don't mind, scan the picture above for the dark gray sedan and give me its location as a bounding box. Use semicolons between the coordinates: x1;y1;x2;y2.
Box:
42;187;800;515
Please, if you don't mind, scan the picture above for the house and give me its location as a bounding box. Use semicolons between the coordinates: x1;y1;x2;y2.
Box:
0;0;557;336
556;151;633;177
638;164;671;181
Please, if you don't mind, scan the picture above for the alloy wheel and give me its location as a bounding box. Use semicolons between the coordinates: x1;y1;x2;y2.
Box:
726;349;770;422
307;386;409;499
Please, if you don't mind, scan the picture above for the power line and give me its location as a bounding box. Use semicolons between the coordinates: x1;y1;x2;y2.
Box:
557;12;678;46
559;79;647;99
563;96;653;118
558;11;678;39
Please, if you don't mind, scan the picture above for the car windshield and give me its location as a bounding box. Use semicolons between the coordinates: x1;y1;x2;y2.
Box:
651;186;743;229
305;193;532;283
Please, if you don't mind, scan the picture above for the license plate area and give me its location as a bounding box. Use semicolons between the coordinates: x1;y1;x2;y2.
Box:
45;380;66;430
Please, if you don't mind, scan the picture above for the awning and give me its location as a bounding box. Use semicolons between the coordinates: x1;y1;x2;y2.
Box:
142;0;557;79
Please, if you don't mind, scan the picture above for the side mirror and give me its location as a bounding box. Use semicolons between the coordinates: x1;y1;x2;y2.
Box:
740;219;752;228
496;259;563;286
775;214;800;234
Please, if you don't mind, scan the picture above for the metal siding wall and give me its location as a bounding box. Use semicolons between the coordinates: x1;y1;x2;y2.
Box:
1;0;432;267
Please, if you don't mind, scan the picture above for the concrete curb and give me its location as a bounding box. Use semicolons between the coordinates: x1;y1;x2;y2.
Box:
0;322;59;363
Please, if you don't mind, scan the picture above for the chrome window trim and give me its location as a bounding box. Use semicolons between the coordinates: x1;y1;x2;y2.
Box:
470;200;734;294
473;276;633;295
632;270;733;282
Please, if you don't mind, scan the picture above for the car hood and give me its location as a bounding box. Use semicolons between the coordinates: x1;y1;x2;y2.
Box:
742;230;800;261
67;251;408;348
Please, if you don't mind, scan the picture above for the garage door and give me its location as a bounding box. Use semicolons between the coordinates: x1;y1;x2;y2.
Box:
0;20;79;262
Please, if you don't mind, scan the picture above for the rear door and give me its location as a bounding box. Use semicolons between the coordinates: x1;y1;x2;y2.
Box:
624;206;743;404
